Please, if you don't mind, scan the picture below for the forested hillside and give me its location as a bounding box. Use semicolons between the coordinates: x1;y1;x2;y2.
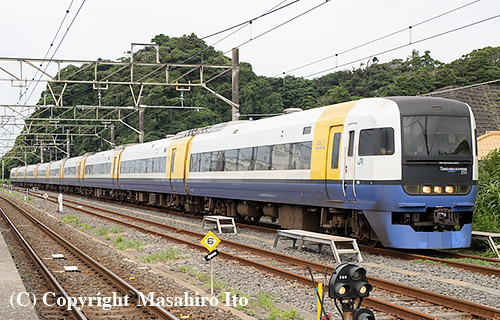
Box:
4;34;500;167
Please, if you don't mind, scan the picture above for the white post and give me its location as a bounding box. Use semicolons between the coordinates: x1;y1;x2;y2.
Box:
58;193;63;214
210;259;214;295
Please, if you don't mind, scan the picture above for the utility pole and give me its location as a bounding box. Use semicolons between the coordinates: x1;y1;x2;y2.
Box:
111;124;115;147
66;129;70;158
232;48;240;121
139;97;145;143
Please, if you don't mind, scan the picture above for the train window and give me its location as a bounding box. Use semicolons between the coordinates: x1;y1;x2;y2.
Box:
292;141;312;170
225;149;238;171
255;146;272;170
120;161;126;174
331;132;341;169
171;149;177;173
200;152;211;172
211;151;225;172
347;131;355;157
359;128;395;156
190;154;200;172
272;144;292;170
160;157;167;173
303;126;311;135
238;148;254;171
403;116;471;156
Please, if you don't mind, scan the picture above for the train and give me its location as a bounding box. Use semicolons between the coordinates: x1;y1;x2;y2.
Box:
10;96;478;249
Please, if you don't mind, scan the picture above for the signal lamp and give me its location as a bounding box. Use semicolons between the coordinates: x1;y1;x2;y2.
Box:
434;186;442;194
329;264;373;299
353;308;376;320
445;186;454;193
422;186;431;194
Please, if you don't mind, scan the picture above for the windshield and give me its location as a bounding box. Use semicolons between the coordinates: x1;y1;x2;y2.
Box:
403;116;472;156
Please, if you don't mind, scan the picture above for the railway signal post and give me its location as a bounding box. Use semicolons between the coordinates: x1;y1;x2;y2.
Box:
328;264;375;320
201;231;221;295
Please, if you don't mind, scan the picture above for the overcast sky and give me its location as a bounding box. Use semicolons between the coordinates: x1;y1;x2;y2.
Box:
1;0;499;106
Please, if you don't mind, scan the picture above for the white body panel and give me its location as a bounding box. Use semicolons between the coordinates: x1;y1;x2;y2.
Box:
343;98;402;182
189;108;323;181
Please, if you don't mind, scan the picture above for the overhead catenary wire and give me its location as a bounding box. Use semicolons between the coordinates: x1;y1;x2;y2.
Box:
100;0;305;105
169;0;301;67
19;0;87;106
303;13;500;78
223;0;331;55
182;9;499;109
279;0;482;76
201;0;300;40
16;0;76;105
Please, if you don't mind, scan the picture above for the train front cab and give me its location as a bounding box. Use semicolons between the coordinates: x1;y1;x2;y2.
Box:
357;97;477;249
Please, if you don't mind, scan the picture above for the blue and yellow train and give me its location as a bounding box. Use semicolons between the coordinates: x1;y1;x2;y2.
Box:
11;96;478;249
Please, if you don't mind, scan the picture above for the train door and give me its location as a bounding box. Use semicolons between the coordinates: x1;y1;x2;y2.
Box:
168;148;177;192
343;123;357;203
325;125;343;202
111;150;123;189
59;159;68;185
77;157;86;186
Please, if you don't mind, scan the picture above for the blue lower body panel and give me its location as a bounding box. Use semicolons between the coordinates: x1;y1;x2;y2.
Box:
187;179;325;206
364;211;472;249
187;178;476;249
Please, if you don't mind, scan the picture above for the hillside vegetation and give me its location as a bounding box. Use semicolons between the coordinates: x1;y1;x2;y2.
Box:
3;34;500;239
7;34;500;162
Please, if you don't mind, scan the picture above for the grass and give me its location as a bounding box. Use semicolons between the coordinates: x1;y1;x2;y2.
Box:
255;291;275;311
93;225;122;237
175;266;302;319
176;265;210;283
474;149;500;236
250;291;303;320
441;257;500;268
139;248;182;263
80;223;91;231
113;236;145;251
62;214;81;226
411;257;500;268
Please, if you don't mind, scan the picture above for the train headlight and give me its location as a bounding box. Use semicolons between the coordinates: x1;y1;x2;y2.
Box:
445;186;454;193
434;186;442;194
422;186;431;194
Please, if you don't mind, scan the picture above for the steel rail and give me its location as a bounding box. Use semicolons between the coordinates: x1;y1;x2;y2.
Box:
31;193;488;320
0;206;88;320
18;188;500;319
361;246;500;278
1;196;179;320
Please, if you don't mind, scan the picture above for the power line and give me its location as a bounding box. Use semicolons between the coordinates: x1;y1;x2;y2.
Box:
17;0;76;105
201;0;300;40
224;0;331;54
303;13;500;78
280;0;482;76
181;10;499;110
19;0;87;106
172;1;301;67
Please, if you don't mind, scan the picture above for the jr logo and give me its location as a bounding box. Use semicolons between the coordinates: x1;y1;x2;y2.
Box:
357;158;364;165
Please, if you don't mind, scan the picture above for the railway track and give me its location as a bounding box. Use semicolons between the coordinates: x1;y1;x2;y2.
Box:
0;195;180;320
21;187;500;275
18;189;500;320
